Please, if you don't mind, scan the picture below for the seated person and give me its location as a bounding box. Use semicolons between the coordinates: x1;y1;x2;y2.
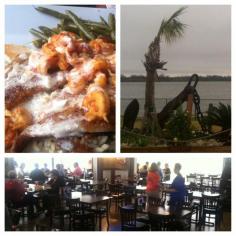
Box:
163;163;171;181
72;162;83;177
41;163;50;177
56;164;65;177
165;163;186;208
139;165;148;178
47;169;65;195
18;163;26;180
30;163;47;183
42;170;65;211
5;171;35;216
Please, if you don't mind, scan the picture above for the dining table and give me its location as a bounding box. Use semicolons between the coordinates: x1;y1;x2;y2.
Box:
80;179;106;187
146;204;192;217
190;190;220;199
70;191;112;230
136;185;147;193
162;180;191;187
26;183;51;193
137;202;192;229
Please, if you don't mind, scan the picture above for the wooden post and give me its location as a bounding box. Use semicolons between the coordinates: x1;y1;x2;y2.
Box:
187;93;193;118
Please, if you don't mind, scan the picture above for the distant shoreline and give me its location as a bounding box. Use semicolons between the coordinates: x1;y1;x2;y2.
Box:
121;75;231;82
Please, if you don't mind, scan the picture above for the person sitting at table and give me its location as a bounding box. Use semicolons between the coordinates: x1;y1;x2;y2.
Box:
163;163;171;181
42;170;66;212
18;163;26;180
72;162;83;177
146;163;161;203
30;163;47;183
139;165;148;178
56;164;65;177
47;169;65;194
41;163;50;176
5;170;35;217
166;163;187;208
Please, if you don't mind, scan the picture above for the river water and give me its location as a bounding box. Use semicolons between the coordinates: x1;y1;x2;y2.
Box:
121;81;231;116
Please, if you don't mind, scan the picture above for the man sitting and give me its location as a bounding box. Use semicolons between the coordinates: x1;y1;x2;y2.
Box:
5;170;35;216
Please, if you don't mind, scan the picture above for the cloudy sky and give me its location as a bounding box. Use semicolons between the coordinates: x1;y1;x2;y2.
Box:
121;5;231;76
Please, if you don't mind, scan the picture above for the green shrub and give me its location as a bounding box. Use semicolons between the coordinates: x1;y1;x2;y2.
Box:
164;106;193;140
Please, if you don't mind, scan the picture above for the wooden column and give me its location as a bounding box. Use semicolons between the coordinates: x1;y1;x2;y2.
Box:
186;93;193;117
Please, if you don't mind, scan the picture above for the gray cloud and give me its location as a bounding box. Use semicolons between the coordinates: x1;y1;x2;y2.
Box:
121;5;231;76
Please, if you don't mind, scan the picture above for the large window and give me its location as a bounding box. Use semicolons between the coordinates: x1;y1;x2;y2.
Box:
137;157;224;179
13;157;92;173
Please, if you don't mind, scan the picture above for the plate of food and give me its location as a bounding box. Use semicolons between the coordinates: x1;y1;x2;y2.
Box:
5;5;116;153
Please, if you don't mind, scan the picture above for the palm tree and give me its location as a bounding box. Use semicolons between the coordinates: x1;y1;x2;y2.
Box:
143;7;187;134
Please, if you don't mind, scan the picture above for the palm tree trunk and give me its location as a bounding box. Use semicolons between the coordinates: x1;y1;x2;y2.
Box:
144;69;156;119
143;70;162;136
143;35;161;133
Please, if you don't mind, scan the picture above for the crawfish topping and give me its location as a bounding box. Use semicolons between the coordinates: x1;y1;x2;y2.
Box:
83;89;110;122
5;30;115;152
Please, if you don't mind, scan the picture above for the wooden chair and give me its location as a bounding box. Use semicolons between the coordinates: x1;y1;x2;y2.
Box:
123;185;136;205
120;205;149;231
87;193;111;231
48;194;71;230
108;183;125;210
200;177;211;192
201;194;221;228
148;213;178;231
211;177;221;193
68;198;96;231
71;211;96;231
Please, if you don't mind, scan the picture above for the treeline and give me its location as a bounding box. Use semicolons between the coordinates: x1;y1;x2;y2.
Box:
121;75;231;82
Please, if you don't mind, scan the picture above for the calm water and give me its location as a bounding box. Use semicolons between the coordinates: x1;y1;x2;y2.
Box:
121;81;231;116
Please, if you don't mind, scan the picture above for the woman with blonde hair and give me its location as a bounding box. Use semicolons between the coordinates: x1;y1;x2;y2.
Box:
146;162;161;203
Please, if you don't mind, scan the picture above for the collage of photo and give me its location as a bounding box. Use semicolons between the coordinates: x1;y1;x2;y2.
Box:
3;2;232;233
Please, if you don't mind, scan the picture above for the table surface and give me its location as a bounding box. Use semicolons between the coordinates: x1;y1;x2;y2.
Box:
141;204;191;217
162;180;190;186
80;179;105;185
26;183;51;192
71;191;111;204
136;185;147;191
190;191;221;198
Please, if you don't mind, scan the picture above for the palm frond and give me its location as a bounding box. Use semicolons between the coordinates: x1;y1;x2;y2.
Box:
207;103;231;130
166;6;187;24
158;6;187;44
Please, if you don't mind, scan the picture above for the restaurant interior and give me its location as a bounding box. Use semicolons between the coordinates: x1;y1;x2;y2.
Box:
5;157;231;231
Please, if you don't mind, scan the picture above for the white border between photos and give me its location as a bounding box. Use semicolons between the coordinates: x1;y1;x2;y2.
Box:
0;0;234;235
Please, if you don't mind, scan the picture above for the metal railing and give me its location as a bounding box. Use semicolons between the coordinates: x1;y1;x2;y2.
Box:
121;98;231;117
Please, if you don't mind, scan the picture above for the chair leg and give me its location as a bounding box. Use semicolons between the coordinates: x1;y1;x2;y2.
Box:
99;214;102;231
106;201;110;230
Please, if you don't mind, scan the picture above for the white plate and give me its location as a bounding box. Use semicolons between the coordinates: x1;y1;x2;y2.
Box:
5;5;115;46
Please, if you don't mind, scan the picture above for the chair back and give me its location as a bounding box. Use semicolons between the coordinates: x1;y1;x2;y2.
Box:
108;183;123;195
148;213;176;231
73;212;96;231
183;192;193;207
186;175;196;184
120;206;137;229
123;185;136;203
212;178;221;188
202;194;220;210
81;181;92;194
201;177;211;191
68;198;81;213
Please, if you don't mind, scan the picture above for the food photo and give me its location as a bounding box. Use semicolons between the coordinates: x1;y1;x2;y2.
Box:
5;5;116;153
